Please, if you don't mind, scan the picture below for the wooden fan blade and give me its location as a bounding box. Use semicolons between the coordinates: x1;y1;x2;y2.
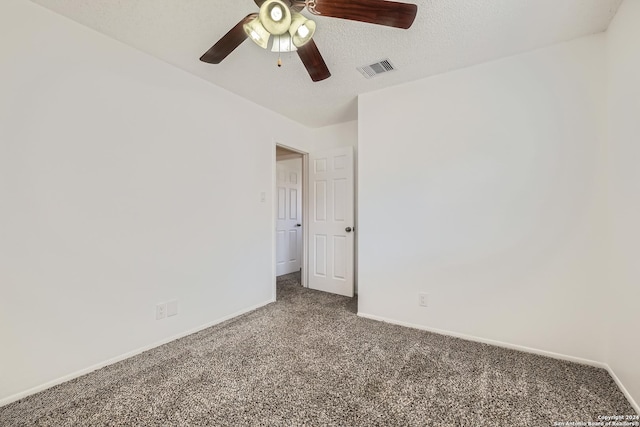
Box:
254;0;267;7
200;14;257;64
309;0;417;29
297;39;331;82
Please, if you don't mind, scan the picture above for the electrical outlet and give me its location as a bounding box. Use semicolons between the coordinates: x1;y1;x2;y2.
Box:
156;303;167;320
167;300;178;317
419;293;428;307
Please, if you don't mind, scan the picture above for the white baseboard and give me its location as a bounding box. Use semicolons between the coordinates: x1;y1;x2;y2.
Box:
357;312;605;367
605;365;640;414
357;312;638;413
0;299;275;408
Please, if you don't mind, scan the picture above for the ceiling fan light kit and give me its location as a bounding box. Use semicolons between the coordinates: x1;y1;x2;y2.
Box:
245;2;314;52
200;0;418;82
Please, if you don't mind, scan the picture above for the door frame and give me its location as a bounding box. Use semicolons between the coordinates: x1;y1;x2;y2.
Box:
272;141;309;299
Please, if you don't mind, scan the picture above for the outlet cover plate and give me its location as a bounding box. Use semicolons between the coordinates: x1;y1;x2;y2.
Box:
167;300;178;317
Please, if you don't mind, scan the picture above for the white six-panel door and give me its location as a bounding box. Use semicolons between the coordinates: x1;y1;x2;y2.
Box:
308;147;354;297
276;158;303;276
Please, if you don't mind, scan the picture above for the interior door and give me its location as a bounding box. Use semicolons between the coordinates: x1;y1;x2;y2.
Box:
276;158;303;276
308;147;354;297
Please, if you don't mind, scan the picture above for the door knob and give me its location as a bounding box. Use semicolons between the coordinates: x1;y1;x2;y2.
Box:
345;227;352;233
296;224;301;227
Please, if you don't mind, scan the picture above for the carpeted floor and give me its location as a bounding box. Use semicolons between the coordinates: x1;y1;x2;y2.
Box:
1;272;635;426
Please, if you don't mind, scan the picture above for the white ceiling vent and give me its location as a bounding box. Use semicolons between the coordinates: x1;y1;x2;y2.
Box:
357;59;396;79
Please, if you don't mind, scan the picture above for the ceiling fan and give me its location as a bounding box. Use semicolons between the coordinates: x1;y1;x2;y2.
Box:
200;0;418;82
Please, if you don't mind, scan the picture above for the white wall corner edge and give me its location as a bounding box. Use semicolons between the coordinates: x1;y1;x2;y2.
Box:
0;298;276;408
357;312;639;413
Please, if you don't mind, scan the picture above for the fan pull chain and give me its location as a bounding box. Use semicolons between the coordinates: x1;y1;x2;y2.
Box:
277;35;282;67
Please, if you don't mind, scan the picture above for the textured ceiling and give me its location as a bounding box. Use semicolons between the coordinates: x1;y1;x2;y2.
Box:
28;0;622;128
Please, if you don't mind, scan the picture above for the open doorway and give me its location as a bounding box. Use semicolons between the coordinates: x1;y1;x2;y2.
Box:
273;143;356;300
275;145;305;291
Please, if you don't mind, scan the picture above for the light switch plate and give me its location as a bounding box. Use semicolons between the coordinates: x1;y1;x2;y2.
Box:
156;303;166;320
419;293;428;307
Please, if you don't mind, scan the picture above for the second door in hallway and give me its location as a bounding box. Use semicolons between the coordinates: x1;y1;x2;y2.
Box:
276;158;302;276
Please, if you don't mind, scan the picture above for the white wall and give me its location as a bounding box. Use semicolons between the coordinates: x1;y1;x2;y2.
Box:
310;120;358;153
0;0;310;404
605;0;640;409
358;35;609;362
